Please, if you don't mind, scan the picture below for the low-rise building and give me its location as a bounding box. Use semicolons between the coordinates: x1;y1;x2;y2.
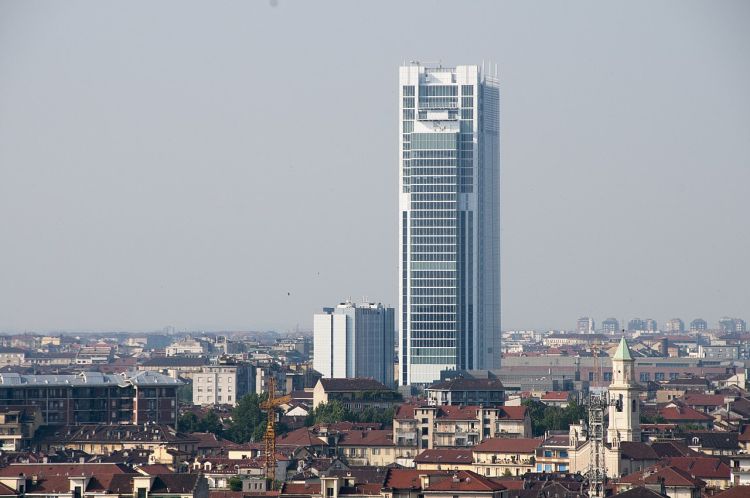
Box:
312;378;400;411
167;339;206;357
472;438;542;477
425;378;505;407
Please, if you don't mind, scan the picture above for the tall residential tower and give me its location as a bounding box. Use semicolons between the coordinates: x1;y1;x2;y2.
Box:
398;63;500;385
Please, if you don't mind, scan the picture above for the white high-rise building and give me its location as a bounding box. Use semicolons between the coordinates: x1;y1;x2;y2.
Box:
313;301;395;387
398;63;500;385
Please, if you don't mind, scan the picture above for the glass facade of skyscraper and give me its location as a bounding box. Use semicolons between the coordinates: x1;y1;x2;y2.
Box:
399;64;500;385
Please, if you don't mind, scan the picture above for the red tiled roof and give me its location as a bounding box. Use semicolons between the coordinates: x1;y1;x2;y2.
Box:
679;393;727;407
337;430;394;447
276;427;327;447
619;465;706;487
425;471;505;492
281;482;320;496
436;406;478;420
739;424;750;442
394;404;420;420
541;391;570;401
383;469;450;490
712;486;750;498
473;438;542;453
0;463;132;494
497;406;527;421
664;457;730;479
659;405;713;422
414;449;473;464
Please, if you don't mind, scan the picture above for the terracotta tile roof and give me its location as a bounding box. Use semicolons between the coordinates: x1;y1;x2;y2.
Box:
490;478;524;490
712;486;750;498
135;464;173;475
679;393;728;407
618;465;706;487
650;441;699;457
613;487;670;498
619;442;659;461
473;438;542;453
659;405;713;422
663;457;730;479
436;406;478;420
414;449;473;464
739;424;750;442
281;482;321;496
425;471;505;492
394;404;420;420
0;463;132;494
496;406;527;421
276;427;327;447
383;469;450;490
337;430;393;447
149;474;202;493
540;391;570;401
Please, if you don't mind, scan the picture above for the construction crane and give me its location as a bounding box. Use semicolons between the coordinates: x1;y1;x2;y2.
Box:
260;376;291;481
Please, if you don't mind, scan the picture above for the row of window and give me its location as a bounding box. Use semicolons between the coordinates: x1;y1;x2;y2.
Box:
410;296;456;304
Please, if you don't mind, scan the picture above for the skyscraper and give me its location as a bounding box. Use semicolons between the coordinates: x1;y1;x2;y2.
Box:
398;63;500;385
313;301;395;387
602;317;619;334
577;317;596;334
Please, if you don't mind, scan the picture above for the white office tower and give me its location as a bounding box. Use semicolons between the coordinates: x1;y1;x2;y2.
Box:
313;301;395;387
398;63;500;385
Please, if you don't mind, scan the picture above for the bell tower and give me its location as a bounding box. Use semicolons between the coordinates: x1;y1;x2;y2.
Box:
607;337;641;444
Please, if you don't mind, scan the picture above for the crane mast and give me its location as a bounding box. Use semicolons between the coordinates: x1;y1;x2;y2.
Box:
260;376;291;481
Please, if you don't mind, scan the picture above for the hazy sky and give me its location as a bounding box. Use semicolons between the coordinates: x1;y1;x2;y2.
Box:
1;1;748;333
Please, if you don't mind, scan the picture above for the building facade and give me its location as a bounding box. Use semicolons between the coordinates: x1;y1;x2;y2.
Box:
577;317;595;334
398;63;500;385
192;360;253;406
313;301;395;387
0;372;179;426
602;318;619;334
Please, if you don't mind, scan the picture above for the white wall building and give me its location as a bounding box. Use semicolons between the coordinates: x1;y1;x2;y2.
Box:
313;301;395;387
398;63;501;385
193;362;253;406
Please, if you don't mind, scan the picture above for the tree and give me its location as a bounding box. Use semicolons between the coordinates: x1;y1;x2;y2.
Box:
523;399;587;437
177;412;201;433
200;410;223;434
502;469;512;477
225;393;267;443
306;400;348;425
228;476;243;492
177;382;193;404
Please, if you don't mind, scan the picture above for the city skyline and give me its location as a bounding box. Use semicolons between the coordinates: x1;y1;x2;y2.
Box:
1;1;749;333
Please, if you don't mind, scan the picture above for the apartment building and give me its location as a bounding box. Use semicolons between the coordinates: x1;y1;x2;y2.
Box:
193;361;253;406
0;371;180;425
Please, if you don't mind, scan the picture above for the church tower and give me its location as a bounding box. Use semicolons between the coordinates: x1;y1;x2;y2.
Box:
607;337;641;444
